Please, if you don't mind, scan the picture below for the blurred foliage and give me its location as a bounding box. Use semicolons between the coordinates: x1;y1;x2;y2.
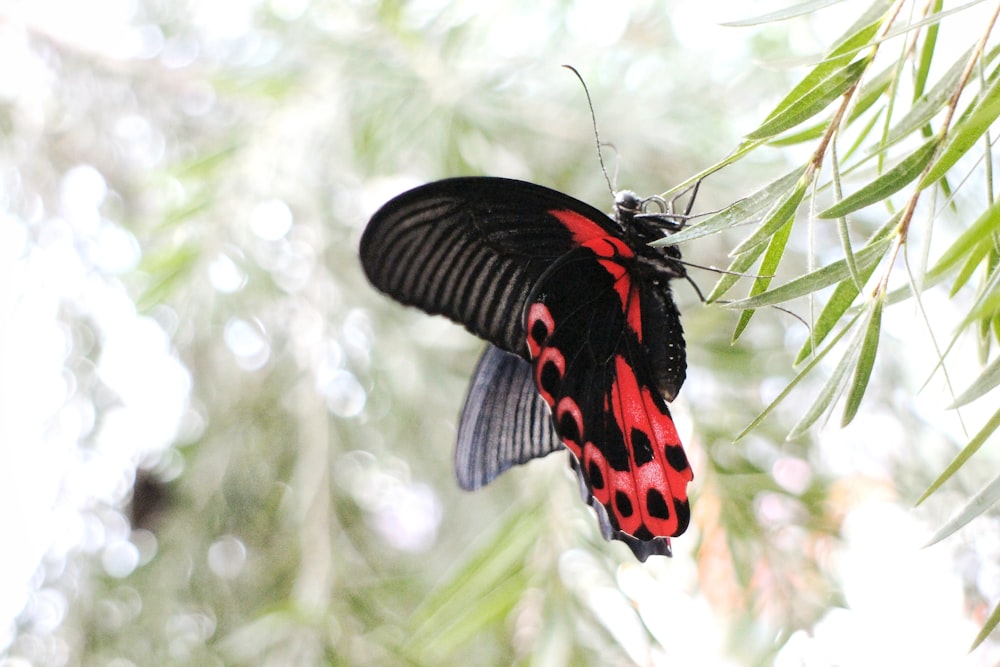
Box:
3;0;1000;665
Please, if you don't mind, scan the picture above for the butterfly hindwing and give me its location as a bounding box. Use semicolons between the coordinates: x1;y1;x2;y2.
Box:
525;241;693;550
455;344;563;490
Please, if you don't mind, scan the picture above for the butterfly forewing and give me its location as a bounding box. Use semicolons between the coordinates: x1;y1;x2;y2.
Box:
360;177;620;357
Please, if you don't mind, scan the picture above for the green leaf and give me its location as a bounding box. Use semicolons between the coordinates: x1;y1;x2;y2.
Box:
926;198;1000;278
917;404;1000;504
913;5;942;102
920;68;1000;187
925;472;1000;548
950;354;1000;408
731;174;810;255
841;293;884;425
747;59;869;140
949;237;993;296
726;227;893;310
653;165;807;247
407;508;538;656
819;138;939;218
706;244;769;303
736;309;864;440
970;598;1000;652
788;311;868;438
884;47;974;146
756;1;889;127
793;212;893;362
733;207;794;340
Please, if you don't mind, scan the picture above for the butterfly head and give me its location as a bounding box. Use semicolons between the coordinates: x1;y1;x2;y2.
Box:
613;190;688;259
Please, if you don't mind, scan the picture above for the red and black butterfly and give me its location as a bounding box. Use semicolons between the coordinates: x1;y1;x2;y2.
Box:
359;176;694;560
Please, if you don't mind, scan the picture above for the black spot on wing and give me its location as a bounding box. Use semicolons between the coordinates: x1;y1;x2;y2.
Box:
631;428;654;466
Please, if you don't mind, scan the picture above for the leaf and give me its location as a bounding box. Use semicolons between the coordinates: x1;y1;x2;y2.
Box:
726;230;893;309
721;0;846;27
706;244;769;303
407;507;538;657
917;404;1000;505
841;293;884;425
925;473;1000;548
755;0;889;127
747;59;869;140
950;354;1000;408
731;173;810;255
737;309;863;440
654;165;807;247
920;68;1000;187
970;598;1000;652
733;207;795;340
884;47;974;146
819;139;940;218
789;311;868;438
926;198;1000;278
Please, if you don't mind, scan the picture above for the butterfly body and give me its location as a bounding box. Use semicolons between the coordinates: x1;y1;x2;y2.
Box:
360;177;693;560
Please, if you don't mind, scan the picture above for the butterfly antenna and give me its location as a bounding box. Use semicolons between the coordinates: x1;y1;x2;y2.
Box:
563;64;614;197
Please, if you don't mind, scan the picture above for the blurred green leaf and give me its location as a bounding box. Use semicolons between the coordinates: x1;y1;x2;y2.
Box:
926;472;1000;548
917;405;1000;504
721;0;846;27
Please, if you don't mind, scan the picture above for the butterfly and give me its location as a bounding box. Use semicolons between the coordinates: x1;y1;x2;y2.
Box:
359;176;694;560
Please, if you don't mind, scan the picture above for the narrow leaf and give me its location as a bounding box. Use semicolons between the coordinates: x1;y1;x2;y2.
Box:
926;198;1000;278
733;208;794;340
706;244;768;303
970;598;1000;651
885;47;974;146
726;234;892;309
757;1;888;127
794;234;886;364
788;312;868;438
736;310;863;440
655;165;807;247
950;347;1000;408
819;138;939;218
721;0;845;27
925;473;1000;548
921;69;1000;187
841;293;884;425
917;404;1000;504
747;59;868;140
731;175;810;255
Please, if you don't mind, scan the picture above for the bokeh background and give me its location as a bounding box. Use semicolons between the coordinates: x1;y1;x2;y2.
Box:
3;0;1000;665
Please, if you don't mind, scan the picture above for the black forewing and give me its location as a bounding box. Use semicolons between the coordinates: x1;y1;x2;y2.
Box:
359;177;621;357
455;345;563;490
